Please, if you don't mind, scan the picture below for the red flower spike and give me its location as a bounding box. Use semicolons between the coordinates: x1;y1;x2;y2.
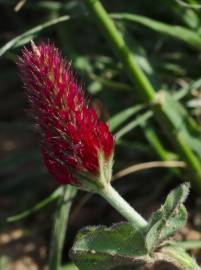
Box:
18;42;114;188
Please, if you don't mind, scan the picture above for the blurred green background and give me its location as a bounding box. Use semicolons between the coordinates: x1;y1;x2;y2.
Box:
0;0;201;269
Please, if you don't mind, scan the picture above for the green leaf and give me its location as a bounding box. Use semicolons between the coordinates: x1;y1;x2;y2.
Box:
146;204;187;253
145;218;165;254
71;220;199;270
162;183;189;217
159;204;187;242
71;222;147;270
112;13;201;50
145;183;189;253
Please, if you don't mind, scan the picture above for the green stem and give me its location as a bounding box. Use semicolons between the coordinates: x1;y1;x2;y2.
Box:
99;184;147;229
84;0;201;188
49;185;77;270
84;0;155;102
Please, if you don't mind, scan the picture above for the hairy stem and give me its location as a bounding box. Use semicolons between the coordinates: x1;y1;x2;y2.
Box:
99;184;147;229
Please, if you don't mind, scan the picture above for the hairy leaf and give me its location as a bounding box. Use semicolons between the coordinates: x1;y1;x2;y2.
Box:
71;223;147;270
145;183;189;253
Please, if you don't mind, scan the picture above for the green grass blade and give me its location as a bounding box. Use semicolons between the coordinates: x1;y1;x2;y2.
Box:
174;240;201;250
6;187;63;222
0;0;76;12
108;104;146;132
49;186;77;270
115;111;153;141
112;13;201;50
0;15;71;57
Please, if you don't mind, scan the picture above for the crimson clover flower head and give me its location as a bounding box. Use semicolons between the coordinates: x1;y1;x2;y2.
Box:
18;41;114;190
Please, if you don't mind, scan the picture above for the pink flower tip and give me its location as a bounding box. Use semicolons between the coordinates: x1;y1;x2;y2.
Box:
17;41;115;188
